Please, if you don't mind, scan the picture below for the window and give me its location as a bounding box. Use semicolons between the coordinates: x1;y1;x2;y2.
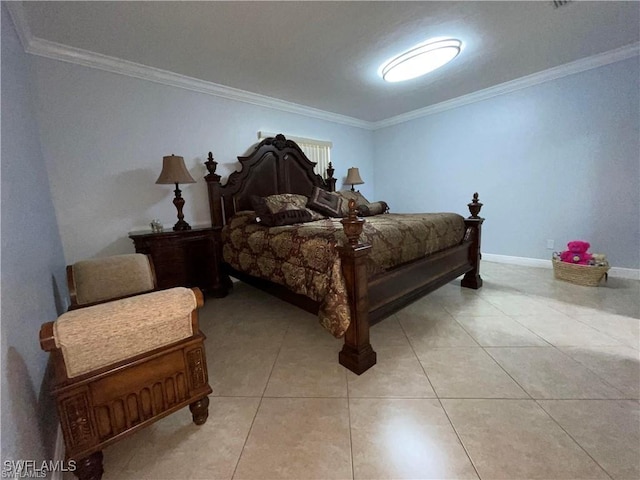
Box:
258;131;332;178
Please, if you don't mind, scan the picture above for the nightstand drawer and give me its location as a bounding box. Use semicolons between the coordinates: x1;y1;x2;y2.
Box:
129;227;222;294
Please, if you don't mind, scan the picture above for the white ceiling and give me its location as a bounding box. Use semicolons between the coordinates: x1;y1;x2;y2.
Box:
18;1;640;123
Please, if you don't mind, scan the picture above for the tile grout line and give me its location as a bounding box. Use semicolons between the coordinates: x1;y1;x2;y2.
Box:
346;369;355;480
436;398;483;480
209;273;637;479
398;312;483;479
229;317;290;480
445;302;631;399
395;314;440;396
447;310;543;401
465;296;631;399
534;399;615;480
229;395;264;480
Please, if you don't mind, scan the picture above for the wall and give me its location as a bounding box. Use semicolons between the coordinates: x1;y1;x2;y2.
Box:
18;21;640;272
30;57;374;264
1;4;67;468
374;57;640;269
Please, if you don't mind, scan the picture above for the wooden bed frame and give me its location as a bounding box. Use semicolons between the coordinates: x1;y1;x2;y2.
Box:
204;134;484;375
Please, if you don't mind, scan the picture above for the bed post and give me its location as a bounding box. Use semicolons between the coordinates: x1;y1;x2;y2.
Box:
325;162;337;192
339;200;377;375
461;193;484;289
204;152;232;296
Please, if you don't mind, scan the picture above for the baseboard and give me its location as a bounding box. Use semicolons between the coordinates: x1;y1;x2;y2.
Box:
51;426;65;480
483;253;552;269
608;267;640;280
483;253;640;280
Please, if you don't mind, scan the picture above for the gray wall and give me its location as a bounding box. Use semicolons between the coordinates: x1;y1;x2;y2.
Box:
374;58;640;269
1;4;67;466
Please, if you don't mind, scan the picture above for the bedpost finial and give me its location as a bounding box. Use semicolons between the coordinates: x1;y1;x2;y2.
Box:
204;152;220;182
341;199;365;245
325;162;337;192
326;161;335;179
468;192;483;219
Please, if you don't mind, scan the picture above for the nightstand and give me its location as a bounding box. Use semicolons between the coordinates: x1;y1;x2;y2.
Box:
129;227;227;297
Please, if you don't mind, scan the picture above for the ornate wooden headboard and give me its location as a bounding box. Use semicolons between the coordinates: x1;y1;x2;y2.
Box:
205;134;336;227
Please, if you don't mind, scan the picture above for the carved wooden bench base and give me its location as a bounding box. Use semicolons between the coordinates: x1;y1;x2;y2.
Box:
72;396;210;480
42;334;212;480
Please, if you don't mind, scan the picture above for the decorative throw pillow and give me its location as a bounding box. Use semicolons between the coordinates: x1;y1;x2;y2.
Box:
337;190;370;216
305;208;327;221
337;190;369;204
357;201;390;217
250;195;272;218
257;208;314;227
307;187;345;218
250;194;321;225
262;193;308;213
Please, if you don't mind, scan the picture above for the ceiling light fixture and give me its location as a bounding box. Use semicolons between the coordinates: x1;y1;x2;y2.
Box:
380;38;462;83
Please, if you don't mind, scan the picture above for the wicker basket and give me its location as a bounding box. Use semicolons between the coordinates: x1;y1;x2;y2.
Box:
552;258;610;286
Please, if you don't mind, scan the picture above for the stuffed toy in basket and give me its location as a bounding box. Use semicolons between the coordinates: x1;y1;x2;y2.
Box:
553;240;609;286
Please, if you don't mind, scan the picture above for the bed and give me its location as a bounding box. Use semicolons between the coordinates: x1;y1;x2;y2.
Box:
204;134;484;374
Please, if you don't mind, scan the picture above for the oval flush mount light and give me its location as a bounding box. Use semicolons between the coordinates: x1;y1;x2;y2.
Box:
380;38;462;83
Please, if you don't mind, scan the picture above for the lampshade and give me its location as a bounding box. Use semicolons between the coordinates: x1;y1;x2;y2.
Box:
345;167;364;186
155;155;196;185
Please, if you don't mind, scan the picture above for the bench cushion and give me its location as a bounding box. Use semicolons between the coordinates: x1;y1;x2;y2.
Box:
54;287;196;378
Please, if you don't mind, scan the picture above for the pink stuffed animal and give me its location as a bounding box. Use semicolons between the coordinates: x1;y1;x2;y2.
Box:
560;240;593;265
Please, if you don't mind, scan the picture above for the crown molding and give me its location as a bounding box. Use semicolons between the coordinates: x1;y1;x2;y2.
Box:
7;1;638;131
373;42;640;129
6;2;373;131
5;1;32;51
28;37;375;130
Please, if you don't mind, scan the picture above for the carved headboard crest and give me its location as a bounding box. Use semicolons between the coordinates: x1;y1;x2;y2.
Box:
205;134;337;227
264;133;294;150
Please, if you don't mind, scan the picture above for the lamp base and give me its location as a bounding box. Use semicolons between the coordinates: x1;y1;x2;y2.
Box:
173;220;192;231
171;184;192;231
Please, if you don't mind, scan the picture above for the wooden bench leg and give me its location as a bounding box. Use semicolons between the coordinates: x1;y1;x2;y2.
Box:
74;451;103;480
189;396;210;425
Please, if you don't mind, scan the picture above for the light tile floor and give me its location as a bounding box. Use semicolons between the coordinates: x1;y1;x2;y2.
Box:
87;262;639;480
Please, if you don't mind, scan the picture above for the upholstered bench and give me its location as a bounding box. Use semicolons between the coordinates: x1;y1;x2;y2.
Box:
40;287;212;480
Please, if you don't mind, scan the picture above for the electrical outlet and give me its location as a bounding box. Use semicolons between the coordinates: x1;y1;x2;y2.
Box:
546;239;555;250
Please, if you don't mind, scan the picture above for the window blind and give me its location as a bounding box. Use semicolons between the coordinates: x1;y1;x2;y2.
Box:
258;131;332;178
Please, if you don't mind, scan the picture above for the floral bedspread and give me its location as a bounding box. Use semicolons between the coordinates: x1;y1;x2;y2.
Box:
222;211;465;337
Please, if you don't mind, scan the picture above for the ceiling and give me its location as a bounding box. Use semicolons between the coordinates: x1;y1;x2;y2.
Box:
18;1;640;123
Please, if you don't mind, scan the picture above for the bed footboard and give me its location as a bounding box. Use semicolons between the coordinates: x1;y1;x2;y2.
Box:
337;194;484;374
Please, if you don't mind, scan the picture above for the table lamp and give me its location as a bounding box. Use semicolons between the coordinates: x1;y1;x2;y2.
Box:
155;154;196;231
345;167;364;191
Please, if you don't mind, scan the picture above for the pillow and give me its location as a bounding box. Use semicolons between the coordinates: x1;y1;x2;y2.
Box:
250;195;272;218
307;187;345;218
337;190;369;204
337;190;370;216
261;193;309;213
250;194;321;226
257;208;314;227
357;201;389;217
